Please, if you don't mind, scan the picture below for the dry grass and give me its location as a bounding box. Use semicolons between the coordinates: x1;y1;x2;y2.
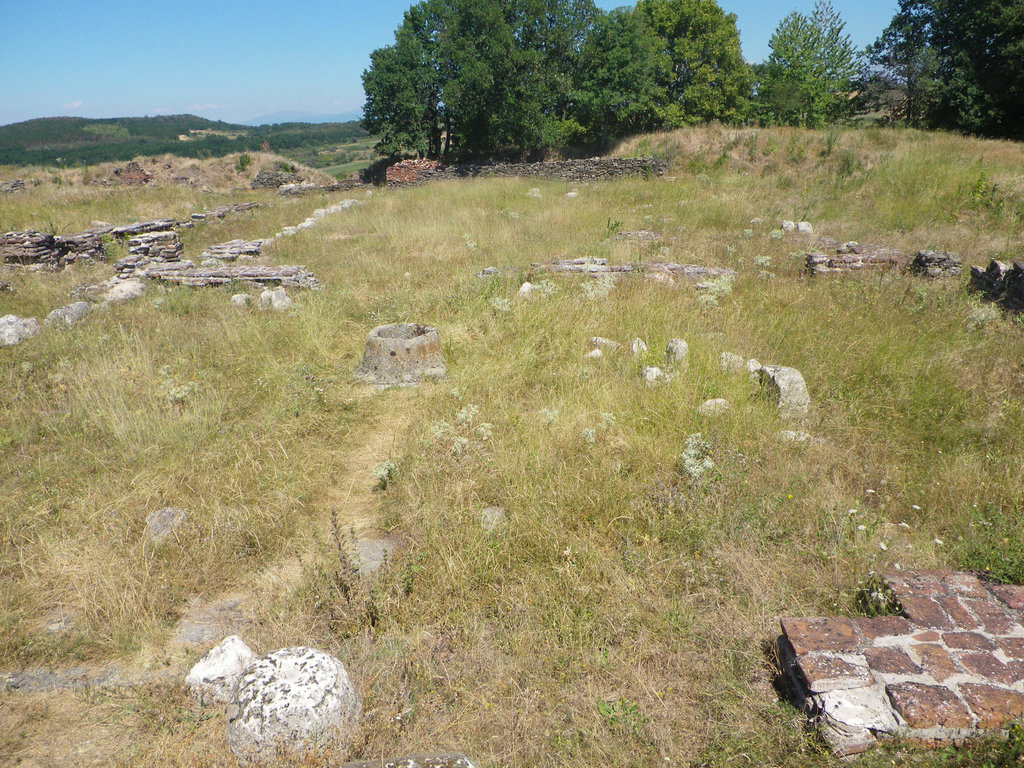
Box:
1;125;1023;767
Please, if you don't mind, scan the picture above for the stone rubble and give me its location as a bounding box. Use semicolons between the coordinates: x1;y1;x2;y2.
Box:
185;635;255;704
0;179;26;193
44;301;91;327
910;250;963;278
258;287;293;311
970;260;1024;312
386;157;668;186
200;239;264;262
0;315;40;347
806;238;906;275
781;570;1024;756
533;257;735;280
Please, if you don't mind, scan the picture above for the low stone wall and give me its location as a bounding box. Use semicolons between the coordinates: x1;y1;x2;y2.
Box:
971;260;1024;312
386;157;667;186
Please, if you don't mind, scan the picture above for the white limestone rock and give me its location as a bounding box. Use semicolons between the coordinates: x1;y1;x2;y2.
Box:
231;294;252;308
518;282;536;298
145;506;188;544
642;366;666;386
719;352;745;372
258;287;292;311
665;338;688;367
45;302;91;327
797;221;814;234
585;348;603;360
227;646;361;765
781;220;796;232
0;315;40;346
186;635;255;704
760;365;810;419
102;278;146;303
630;338;648;358
778;430;814;443
698;398;730;415
589;336;622;353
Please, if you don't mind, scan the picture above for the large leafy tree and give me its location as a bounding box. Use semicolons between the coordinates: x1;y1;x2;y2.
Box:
758;1;859;127
634;0;751;125
574;8;666;146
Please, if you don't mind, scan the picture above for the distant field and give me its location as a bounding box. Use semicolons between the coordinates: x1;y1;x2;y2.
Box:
1;126;1022;767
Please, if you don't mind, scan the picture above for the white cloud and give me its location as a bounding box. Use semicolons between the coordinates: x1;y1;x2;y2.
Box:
63;100;84;110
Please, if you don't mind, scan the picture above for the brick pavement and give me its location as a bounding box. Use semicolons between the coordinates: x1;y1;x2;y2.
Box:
779;570;1024;755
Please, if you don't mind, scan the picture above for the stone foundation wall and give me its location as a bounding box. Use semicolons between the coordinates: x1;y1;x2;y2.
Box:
971;260;1024;311
386;157;667;186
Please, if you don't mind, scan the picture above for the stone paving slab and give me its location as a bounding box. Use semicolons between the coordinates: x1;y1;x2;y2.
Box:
780;570;1024;755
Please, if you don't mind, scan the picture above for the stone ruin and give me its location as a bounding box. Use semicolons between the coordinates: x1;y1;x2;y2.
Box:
805;238;961;278
385;156;668;187
112;161;152;186
971;260;1024;312
386;158;442;184
532;257;735;281
250;169;303;189
354;323;447;387
200;239;264;262
0;179;26;193
780;570;1024;756
143;263;320;290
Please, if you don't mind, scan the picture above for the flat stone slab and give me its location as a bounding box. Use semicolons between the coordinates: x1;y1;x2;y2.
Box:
342;754;479;768
532;258;735;280
780;570;1024;755
174;594;255;648
141;264;320;289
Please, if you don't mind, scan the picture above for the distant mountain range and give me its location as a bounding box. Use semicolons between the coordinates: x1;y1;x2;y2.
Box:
243;110;362;126
0;114;367;167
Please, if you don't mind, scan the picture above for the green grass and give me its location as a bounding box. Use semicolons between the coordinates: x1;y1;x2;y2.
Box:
1;125;1023;767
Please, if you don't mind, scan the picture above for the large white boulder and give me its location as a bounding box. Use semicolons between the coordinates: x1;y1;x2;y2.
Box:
759;365;810;419
185;635;255;704
227;646;360;765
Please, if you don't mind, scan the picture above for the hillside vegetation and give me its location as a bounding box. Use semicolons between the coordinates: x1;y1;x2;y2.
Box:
0;114;371;172
1;126;1023;767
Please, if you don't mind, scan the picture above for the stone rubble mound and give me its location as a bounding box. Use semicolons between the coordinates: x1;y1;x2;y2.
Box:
0;179;26;193
910;250;963;278
200;239;264;262
781;570;1024;756
806;238;907;275
970;260;1024;312
250;169;302;189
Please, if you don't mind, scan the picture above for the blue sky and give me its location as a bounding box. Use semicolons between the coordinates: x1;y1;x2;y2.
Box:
2;0;897;126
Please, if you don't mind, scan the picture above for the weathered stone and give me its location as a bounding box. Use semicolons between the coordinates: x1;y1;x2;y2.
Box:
781;617;862;655
630;338;648;358
518;282;536;298
386;157;667;187
589;337;622;353
175;595;254;648
642;366;666;386
143;264;320;290
960;684;1024;729
970;260;1024;312
998;637;1024;659
910;250;961;278
796;221;814;234
258;287;292;311
0;315;40;346
616;229;660;242
479;506;506;531
227;646;360;766
45;302;91;327
806;239;906;276
1;231;65;267
855;616;912;640
0;179;26;193
958;652;1018;685
585;348;602;360
966;598;1021;635
797;654;873;692
251;169;302;189
719;352;744;372
201;239;263;262
231;294;252;308
342;754;479;768
145;506;187;544
864;646;922;676
354;323;446;387
697;398;729;415
818;687;899;746
886;683;973;729
914;644;960;682
356;538;397;576
665;338;688;367
943;632;996;652
532;257;735;280
781;220;796;232
777;430;814;443
935;596;982;630
759;365;810;419
476;267;500;278
102;278;146;303
185;635;255;704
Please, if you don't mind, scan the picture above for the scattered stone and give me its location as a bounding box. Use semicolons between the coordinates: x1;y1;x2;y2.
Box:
719;352;745;372
630;338;648;358
518;282;536;298
589;336;622;353
102;278;146;303
759;365;810;419
112;160;152;186
797;221;814;234
201;258;224;268
356;538;397;576
642;366;666;386
476;267;500;278
354;323;447;387
42;606;75;634
0;281;12;293
231;294;252;308
526;188;542;198
175;595;255;648
565;189;579;198
778;430;814;443
258;287;292;311
227;646;361;766
698;398;729;415
534;257;735;280
385;158;442;184
278;181;320;196
479;506;506;531
585;348;603;360
0;179;26;193
665;339;688;367
44;301;91;327
186;635;256;704
781;569;1024;756
970;260;1024;312
781;220;796;232
145;506;188;544
616;229;660;242
342;754;480;768
0;315;40;346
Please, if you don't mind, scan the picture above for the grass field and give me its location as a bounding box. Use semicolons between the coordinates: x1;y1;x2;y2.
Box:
1;125;1023;767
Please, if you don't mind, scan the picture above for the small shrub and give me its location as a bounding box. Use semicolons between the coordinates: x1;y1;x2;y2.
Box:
679;433;715;480
235;153;252;173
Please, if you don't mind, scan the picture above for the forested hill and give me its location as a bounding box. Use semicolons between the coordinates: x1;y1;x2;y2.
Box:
0;114;368;167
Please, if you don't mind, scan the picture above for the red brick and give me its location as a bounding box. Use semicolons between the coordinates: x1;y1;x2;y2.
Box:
901;596;955;629
998;637;1024;660
865;646;922;675
965;599;1021;635
886;571;947;599
781;617;862;655
960;684;1024;729
913;630;942;642
797;653;874;692
988;584;1024;612
941;573;989;599
856;616;912;640
943;632;996;651
886;682;973;729
935;596;982;631
958;652;1018;685
1007;662;1024;683
915;644;961;682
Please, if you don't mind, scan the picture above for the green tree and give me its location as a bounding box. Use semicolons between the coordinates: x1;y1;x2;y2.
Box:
575;8;666;146
634;0;752;125
758;1;859;127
